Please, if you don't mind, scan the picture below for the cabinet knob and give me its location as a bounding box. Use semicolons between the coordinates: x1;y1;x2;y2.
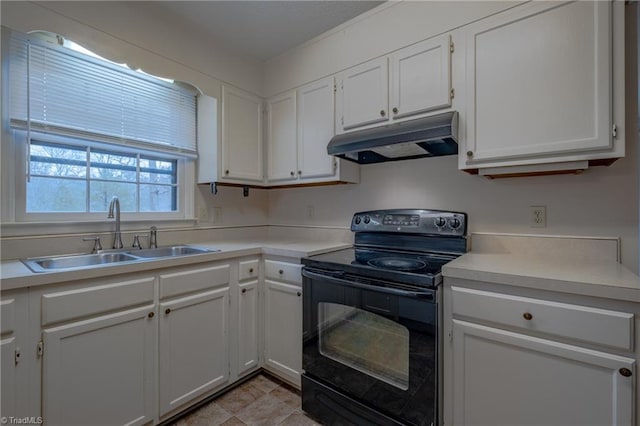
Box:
148;312;155;318
165;308;171;315
380;110;386;117
279;269;284;275
523;312;533;321
290;171;294;176
297;292;301;297
466;151;473;157
242;288;247;294
619;368;633;377
249;268;254;273
297;170;302;175
392;107;398;114
225;170;230;175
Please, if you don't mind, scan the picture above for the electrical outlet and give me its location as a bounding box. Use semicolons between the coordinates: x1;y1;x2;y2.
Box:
530;205;546;228
306;205;315;220
212;207;223;224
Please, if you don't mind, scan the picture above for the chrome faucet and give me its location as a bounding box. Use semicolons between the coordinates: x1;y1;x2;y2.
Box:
107;195;123;249
149;226;158;249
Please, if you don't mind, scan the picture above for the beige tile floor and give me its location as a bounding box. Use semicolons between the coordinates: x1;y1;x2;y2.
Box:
171;373;321;426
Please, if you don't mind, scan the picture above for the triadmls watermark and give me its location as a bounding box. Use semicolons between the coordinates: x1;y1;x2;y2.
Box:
0;417;43;425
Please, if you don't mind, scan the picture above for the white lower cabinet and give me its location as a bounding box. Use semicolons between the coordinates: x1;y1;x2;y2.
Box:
237;258;260;377
451;319;634;426
42;306;156;426
40;277;157;426
444;281;637;426
158;264;231;418
0;291;29;420
263;259;303;387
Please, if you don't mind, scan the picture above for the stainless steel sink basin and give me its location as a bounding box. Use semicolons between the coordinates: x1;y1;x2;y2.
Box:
132;245;213;258
22;245;218;273
23;252;140;273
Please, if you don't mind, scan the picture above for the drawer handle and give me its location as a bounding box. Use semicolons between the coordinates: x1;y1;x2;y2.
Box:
279;269;284;275
242;288;247;294
148;312;155;318
165;308;171;315
523;312;533;321
297;291;301;297
249;268;254;273
620;368;633;377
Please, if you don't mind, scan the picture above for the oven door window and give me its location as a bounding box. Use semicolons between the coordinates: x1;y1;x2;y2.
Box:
318;302;409;391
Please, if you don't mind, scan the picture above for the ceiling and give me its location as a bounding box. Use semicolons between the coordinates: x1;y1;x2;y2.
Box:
152;1;385;62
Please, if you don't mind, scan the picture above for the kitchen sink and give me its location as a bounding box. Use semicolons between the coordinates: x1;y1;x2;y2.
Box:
22;245;218;273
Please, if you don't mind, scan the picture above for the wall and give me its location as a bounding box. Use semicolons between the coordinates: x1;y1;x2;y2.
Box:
266;1;640;274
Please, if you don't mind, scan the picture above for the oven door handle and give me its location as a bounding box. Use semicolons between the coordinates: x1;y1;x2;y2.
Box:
302;269;435;300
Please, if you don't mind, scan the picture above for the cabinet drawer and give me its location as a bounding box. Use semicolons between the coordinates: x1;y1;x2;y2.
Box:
42;277;155;326
264;260;302;285
1;297;15;335
160;264;231;299
451;286;634;351
239;259;260;281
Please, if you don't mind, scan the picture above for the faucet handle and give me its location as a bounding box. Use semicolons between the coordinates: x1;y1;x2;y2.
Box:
132;235;149;249
149;226;158;249
82;236;103;254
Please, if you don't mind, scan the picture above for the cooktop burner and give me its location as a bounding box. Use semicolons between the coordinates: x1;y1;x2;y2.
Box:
366;257;427;271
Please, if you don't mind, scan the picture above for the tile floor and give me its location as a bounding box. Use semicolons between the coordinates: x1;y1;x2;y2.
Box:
171;373;321;426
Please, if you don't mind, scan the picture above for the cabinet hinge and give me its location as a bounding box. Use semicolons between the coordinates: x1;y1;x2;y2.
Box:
450;41;454;53
37;340;44;358
450;88;455;99
14;347;21;365
448;329;453;343
612;124;618;138
341;116;344;126
333;159;338;172
333;84;337;93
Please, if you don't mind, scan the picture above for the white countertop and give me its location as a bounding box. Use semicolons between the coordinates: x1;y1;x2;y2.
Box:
0;238;351;291
443;252;640;302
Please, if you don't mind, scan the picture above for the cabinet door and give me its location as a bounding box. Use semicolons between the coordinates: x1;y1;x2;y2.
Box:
297;77;336;179
1;337;17;420
452;320;634;426
42;305;156;426
390;34;452;120
238;280;259;376
463;1;612;164
159;287;230;417
264;280;302;387
337;57;388;132
221;85;264;183
267;91;297;181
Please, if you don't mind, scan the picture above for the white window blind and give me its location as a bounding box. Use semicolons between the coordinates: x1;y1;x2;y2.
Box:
8;31;197;157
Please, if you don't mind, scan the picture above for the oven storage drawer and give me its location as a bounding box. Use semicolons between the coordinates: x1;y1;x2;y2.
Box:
265;260;302;285
450;286;634;351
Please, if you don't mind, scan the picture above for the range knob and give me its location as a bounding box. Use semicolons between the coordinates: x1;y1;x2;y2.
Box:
354;216;361;225
449;218;461;230
434;217;447;228
363;216;371;224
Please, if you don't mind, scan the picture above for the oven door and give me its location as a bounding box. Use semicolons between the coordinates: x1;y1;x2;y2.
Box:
302;267;438;426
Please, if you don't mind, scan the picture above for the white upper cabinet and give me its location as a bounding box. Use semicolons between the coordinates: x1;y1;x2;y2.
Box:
390;35;452;120
461;1;621;172
337;57;389;131
267;91;297;181
336;34;453;134
297;77;339;179
221;85;264;184
266;77;359;186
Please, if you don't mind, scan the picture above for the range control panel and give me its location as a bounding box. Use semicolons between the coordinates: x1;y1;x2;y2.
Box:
351;209;467;236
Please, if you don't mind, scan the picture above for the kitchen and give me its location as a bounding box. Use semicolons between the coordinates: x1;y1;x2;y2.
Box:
0;1;638;425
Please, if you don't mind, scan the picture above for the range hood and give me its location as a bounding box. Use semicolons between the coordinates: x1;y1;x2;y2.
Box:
327;111;458;164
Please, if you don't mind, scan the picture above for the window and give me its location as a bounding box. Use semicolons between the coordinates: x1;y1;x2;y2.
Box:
4;29;198;222
28;140;177;213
